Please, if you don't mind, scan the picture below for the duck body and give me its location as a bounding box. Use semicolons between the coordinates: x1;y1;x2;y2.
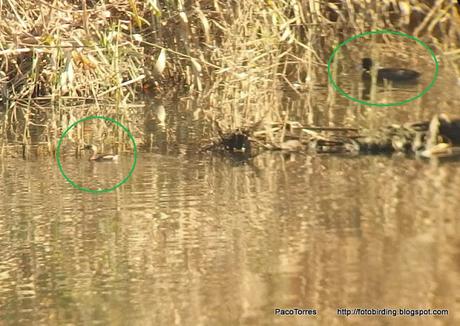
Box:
83;144;119;161
438;117;460;145
361;58;421;84
418;115;460;158
221;129;251;153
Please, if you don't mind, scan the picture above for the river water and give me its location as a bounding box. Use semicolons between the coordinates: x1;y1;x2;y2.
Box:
1;77;460;325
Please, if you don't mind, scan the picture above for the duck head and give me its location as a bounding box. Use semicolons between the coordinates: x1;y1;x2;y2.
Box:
82;144;98;152
361;58;373;70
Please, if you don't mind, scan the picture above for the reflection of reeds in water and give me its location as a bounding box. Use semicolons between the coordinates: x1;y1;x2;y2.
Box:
0;150;458;324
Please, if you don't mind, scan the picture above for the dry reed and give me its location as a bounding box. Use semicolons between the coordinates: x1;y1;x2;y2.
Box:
0;0;459;156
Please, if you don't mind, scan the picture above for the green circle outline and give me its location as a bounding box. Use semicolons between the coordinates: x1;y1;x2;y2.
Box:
327;29;439;107
56;115;137;193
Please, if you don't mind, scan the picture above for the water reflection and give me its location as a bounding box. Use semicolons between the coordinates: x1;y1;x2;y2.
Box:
0;144;459;325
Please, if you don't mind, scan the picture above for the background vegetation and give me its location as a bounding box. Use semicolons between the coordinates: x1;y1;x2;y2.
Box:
1;0;459;155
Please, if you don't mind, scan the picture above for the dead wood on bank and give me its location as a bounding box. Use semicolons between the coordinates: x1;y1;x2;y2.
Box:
203;114;460;160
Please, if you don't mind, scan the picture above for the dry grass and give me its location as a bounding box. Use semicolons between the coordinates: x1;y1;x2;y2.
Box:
1;0;459;156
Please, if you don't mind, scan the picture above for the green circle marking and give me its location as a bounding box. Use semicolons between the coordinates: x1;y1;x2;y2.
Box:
56;115;137;193
327;29;438;107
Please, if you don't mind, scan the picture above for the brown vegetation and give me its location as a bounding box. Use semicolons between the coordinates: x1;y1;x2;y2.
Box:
1;0;459;156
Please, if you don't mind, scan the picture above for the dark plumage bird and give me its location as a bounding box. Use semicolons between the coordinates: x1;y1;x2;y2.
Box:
361;58;421;84
425;114;460;146
221;129;251;153
82;144;119;161
418;114;460;158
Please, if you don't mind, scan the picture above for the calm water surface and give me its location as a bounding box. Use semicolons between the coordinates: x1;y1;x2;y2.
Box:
1;150;459;325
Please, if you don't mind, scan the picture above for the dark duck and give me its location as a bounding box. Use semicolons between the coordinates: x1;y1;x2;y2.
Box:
361;58;421;84
82;144;119;161
403;114;460;158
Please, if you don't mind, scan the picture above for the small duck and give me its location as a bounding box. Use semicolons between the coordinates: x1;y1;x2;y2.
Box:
361;58;421;83
82;144;119;161
221;129;251;153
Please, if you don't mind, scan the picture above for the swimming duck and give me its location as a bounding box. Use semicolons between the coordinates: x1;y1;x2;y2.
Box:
82;144;119;161
221;129;251;153
361;58;421;83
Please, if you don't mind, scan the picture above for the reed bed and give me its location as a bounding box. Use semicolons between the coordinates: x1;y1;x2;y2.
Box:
0;0;459;156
